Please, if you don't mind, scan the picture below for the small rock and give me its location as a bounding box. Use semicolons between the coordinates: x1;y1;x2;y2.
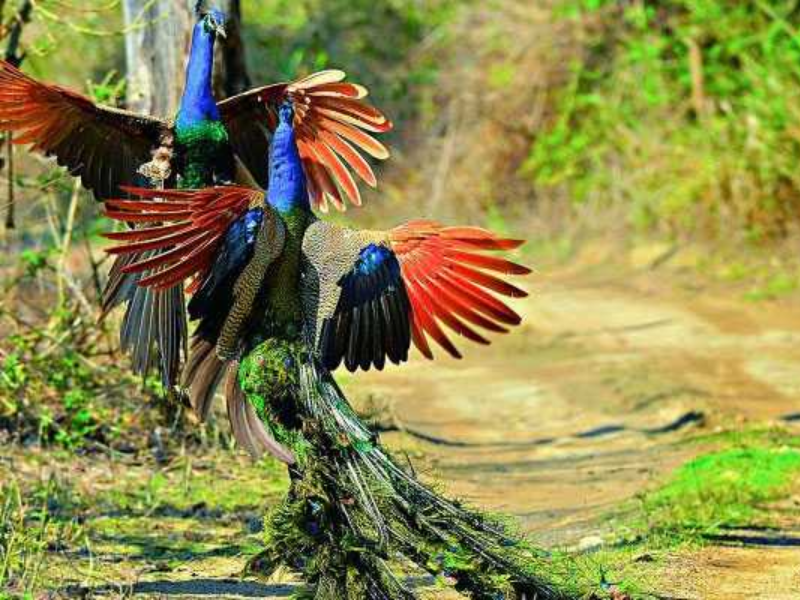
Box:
577;535;605;552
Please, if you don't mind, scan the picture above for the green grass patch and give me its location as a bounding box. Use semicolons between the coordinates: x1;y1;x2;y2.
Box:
609;427;800;552
643;447;800;536
96;456;288;515
577;430;800;597
0;478;88;597
681;424;800;449
546;546;658;599
0;450;289;597
744;272;800;302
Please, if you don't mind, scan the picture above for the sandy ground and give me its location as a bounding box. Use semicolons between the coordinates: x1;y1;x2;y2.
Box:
344;244;800;599
7;243;800;599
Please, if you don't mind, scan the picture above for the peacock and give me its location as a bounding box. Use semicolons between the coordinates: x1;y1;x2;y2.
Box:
103;102;577;599
0;2;390;398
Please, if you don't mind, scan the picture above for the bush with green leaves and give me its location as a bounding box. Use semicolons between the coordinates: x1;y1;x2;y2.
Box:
1;324;114;450
0;249;144;450
526;0;800;240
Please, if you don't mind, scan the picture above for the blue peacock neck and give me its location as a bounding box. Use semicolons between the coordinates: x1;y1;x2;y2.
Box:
259;107;311;329
267;107;310;215
176;22;220;130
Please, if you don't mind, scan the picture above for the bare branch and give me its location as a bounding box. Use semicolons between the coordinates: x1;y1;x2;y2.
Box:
1;0;33;232
4;0;32;65
3;132;12;231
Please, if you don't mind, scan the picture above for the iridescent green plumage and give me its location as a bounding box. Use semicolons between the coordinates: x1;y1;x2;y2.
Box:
238;338;576;600
175;120;232;189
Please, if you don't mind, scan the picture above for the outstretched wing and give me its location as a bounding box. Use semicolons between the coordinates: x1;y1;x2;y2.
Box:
0;60;170;200
103;186;286;421
219;70;391;212
102;186;266;292
302;220;529;372
389;221;530;360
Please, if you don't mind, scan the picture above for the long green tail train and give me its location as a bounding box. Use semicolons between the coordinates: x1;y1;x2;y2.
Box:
238;340;578;600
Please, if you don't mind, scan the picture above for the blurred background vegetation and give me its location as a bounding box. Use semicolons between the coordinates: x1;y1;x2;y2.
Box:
1;0;799;451
529;0;800;240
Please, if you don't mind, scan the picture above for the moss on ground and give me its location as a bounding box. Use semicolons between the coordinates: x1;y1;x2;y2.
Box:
0;448;289;598
562;426;800;599
642;446;800;534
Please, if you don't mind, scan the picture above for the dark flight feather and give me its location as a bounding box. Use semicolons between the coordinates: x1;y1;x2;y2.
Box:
320;243;412;373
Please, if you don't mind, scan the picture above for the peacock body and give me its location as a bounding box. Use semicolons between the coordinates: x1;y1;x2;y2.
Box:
108;8;233;392
105;105;577;599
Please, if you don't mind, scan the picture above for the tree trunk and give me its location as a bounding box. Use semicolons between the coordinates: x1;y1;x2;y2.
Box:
213;0;251;97
122;0;248;117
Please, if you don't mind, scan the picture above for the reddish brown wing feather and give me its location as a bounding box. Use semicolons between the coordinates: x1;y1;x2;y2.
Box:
102;186;264;292
218;70;392;212
389;221;531;360
0;60;168;200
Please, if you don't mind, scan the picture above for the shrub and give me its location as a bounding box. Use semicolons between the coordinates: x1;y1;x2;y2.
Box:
526;1;800;239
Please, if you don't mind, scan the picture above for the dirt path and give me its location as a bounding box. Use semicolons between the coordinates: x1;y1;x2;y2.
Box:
345;249;800;599
13;248;800;599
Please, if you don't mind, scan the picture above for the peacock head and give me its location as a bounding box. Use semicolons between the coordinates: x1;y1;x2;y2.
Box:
194;1;227;39
278;102;294;126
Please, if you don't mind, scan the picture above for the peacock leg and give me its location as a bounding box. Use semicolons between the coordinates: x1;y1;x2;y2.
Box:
239;340;578;600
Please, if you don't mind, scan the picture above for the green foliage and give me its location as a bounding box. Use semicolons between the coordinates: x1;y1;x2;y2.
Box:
487;62;517;90
86;70;126;106
743;271;799;301
0;221;171;450
4;0;125;93
0;323;111;449
527;1;800;238
0;249;129;449
244;0;459;126
17;249;52;278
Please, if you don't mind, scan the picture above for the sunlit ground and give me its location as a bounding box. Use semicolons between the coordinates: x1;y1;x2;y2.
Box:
3;237;800;599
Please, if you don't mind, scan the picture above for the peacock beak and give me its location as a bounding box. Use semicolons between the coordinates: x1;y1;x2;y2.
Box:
206;13;227;39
